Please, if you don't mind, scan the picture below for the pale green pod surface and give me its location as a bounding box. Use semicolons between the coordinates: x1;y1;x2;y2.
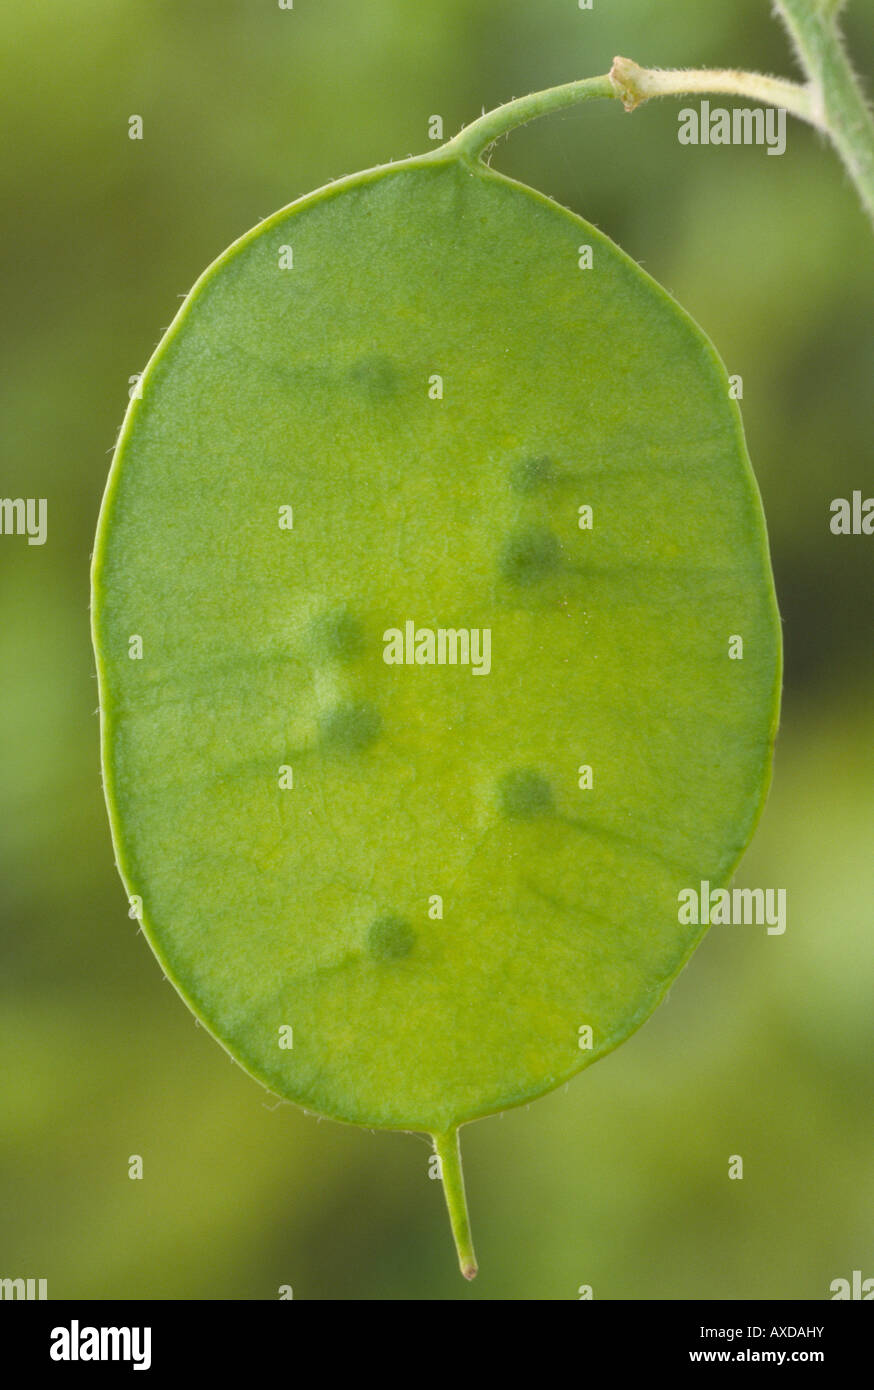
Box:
92;145;781;1275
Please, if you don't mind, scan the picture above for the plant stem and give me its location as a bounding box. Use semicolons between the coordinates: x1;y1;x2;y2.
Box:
440;74;615;161
608;56;818;126
433;1128;477;1280
439;13;874;227
441;62;816;163
775;0;874;224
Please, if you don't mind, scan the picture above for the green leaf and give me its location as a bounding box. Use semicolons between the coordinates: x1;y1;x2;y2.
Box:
91;147;781;1273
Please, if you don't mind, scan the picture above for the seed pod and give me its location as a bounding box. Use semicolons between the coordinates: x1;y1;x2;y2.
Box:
91;132;781;1278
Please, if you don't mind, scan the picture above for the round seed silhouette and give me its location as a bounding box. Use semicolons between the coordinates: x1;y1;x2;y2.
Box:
367;915;416;963
91;122;781;1279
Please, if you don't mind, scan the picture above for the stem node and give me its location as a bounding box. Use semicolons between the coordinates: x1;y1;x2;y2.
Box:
610;56;647;112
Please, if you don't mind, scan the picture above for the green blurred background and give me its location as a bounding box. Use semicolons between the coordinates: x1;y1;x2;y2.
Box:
1;0;872;1300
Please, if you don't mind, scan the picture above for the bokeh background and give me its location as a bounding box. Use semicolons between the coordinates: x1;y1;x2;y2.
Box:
1;0;872;1300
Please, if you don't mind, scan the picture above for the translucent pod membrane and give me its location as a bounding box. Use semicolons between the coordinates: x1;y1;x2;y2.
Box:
92;145;781;1274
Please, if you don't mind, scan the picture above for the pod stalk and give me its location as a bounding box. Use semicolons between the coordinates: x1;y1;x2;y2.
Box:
433;1128;477;1280
436;30;874;229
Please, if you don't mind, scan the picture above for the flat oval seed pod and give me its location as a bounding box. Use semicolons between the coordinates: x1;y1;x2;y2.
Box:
92;124;781;1277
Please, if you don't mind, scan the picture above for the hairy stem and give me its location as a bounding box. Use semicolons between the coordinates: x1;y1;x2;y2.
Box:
433;1128;477;1280
439;7;874;226
608;56;818;125
439;74;615;160
775;0;874;223
441;61;815;162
